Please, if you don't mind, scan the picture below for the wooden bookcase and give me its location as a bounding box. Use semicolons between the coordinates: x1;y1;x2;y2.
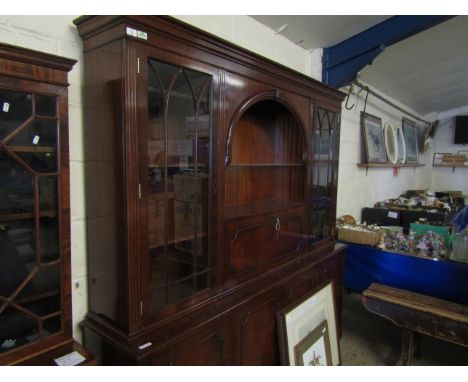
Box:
74;15;346;365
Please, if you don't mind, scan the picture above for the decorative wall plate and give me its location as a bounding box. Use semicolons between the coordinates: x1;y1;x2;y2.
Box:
396;124;406;164
384;123;398;164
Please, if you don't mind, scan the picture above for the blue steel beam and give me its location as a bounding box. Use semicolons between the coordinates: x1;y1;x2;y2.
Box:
322;15;454;88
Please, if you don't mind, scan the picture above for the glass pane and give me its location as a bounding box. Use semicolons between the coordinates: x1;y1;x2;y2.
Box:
16;263;60;302
147;58;211;314
39;176;58;212
35;94;57;117
22;294;60;318
0;219;36;298
0;150;35;216
0;306;38;353
7;118;58;173
8;118;57;148
42;315;61;338
167;271;208;305
13;152;57;173
40;217;59;263
0;89;32;140
310;108;337;244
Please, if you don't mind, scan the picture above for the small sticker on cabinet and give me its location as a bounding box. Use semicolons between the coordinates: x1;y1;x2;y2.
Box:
126;26;148;40
388;211;398;219
126;27;138;37
138;342;152;350
32;135;40;145
2;102;9;112
1;338;16;349
137;30;148;40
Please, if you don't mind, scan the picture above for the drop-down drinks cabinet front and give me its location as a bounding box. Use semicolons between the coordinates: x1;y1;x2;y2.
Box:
74;15;346;365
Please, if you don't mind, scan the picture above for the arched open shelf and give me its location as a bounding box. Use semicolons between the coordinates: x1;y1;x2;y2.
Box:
224;99;306;220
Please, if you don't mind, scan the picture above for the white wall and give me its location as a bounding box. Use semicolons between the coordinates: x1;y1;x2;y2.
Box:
427;106;468;195
0;15;320;344
173;15;322;80
336;83;431;221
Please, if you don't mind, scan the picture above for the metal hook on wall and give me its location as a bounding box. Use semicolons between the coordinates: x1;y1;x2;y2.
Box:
363;85;369;115
344;82;355;110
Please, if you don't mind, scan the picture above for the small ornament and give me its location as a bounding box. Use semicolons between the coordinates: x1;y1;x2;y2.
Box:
1;338;16;349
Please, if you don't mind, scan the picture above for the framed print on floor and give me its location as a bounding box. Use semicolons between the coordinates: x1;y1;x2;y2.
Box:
277;281;340;366
294;320;332;366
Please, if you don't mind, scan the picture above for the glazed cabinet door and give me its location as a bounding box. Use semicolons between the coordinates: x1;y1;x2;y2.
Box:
138;46;216;320
0;80;69;360
309;105;341;246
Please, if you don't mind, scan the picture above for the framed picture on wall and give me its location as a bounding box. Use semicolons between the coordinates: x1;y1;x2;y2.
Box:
402;118;419;163
276;281;340;366
361;112;387;163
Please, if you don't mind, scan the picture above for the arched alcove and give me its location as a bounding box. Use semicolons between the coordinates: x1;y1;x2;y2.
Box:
225;99;306;219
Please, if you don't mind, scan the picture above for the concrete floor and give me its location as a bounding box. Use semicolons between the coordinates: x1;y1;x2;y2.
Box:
339;290;468;366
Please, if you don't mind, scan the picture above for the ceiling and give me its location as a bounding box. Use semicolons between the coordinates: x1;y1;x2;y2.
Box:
250;15;392;50
250;15;468;117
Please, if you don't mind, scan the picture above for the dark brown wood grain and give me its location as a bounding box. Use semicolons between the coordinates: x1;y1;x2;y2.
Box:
74;15;346;365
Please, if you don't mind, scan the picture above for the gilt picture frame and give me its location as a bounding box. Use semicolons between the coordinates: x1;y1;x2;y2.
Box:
361;112;387;163
276;281;340;366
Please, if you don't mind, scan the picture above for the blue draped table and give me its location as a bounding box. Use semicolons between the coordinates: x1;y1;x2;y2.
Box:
344;242;468;305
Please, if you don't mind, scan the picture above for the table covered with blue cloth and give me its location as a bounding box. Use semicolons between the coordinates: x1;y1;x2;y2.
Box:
344;242;468;305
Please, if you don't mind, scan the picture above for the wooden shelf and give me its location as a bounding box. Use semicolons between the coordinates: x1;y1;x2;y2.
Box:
9;145;56;153
357;163;425;168
433;164;468;168
228;163;304;167
225;199;303;220
0;210;57;222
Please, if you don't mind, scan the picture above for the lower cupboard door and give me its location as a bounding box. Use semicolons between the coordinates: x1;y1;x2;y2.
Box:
238;297;280;365
149;323;231;365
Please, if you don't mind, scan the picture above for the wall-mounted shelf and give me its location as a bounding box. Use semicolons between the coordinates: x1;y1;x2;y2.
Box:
357;163;425;176
357;163;425;168
433;163;468;172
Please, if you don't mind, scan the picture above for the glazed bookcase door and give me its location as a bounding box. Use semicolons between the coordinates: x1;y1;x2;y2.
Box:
142;55;212;317
309;106;340;246
0;87;63;355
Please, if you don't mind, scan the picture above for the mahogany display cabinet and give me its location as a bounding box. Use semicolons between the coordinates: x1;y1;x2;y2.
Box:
0;43;95;365
74;15;346;365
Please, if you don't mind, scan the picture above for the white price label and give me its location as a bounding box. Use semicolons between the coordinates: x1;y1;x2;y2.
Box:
138;342;152;350
388;211;398;219
126;26;148;40
33;135;40;145
54;351;86;366
2;102;10;112
126;27;138;37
